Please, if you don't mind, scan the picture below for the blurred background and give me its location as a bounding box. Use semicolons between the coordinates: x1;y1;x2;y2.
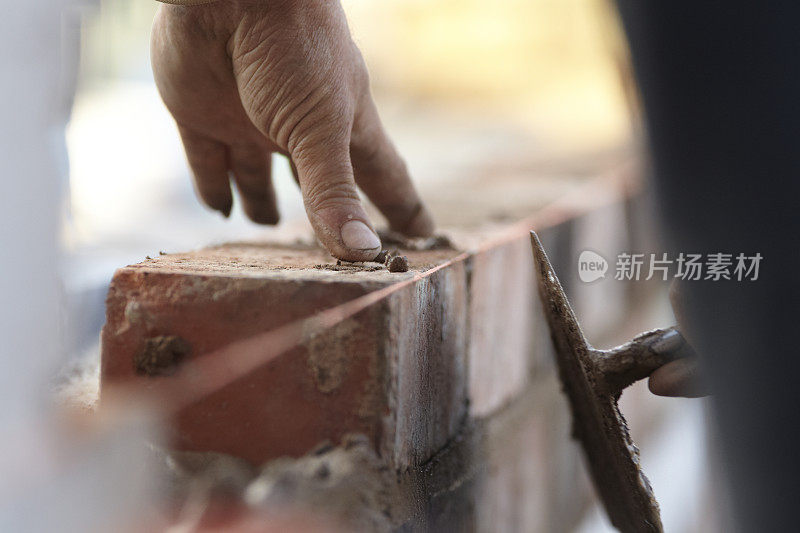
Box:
49;0;710;531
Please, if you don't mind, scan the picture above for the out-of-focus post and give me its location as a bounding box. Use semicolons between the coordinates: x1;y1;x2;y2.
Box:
0;2;157;531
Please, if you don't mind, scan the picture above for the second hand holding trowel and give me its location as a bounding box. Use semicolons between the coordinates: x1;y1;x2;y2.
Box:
530;231;696;533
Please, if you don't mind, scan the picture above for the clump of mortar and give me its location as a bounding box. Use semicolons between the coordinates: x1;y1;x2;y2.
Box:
152;435;405;532
387;255;409;273
245;435;402;532
133;335;191;376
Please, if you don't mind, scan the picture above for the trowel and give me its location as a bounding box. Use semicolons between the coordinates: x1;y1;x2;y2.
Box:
530;231;695;533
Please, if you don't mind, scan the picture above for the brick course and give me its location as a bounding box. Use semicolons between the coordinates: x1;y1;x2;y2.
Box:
101;159;643;489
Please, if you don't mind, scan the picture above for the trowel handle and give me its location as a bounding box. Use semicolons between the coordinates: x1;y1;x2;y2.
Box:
593;326;696;395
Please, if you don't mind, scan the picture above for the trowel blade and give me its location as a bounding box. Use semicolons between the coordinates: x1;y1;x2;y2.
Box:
530;231;662;533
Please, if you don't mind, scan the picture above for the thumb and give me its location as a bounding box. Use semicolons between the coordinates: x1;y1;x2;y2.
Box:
648;357;707;398
291;135;381;261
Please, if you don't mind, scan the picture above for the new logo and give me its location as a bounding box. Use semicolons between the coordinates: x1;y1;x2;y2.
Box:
578;250;608;283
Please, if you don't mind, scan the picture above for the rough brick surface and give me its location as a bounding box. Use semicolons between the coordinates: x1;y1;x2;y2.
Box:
101;243;465;467
396;376;593;533
474;380;591;533
467;236;534;416
381;264;469;468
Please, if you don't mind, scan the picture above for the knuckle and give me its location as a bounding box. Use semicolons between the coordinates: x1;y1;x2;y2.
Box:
285;94;353;153
231;24;361;152
352;139;384;167
303;179;359;214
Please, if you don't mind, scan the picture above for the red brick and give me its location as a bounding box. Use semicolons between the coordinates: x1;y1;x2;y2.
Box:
473;377;594;533
101;243;466;468
380;263;469;467
467;236;534;416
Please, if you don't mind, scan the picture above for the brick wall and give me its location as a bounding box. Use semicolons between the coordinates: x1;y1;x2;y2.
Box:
101;159;668;531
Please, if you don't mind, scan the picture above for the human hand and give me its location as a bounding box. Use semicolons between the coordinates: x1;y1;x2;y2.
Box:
151;0;434;261
648;281;708;398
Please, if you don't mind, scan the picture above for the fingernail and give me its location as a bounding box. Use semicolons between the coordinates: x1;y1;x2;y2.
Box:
341;220;380;250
